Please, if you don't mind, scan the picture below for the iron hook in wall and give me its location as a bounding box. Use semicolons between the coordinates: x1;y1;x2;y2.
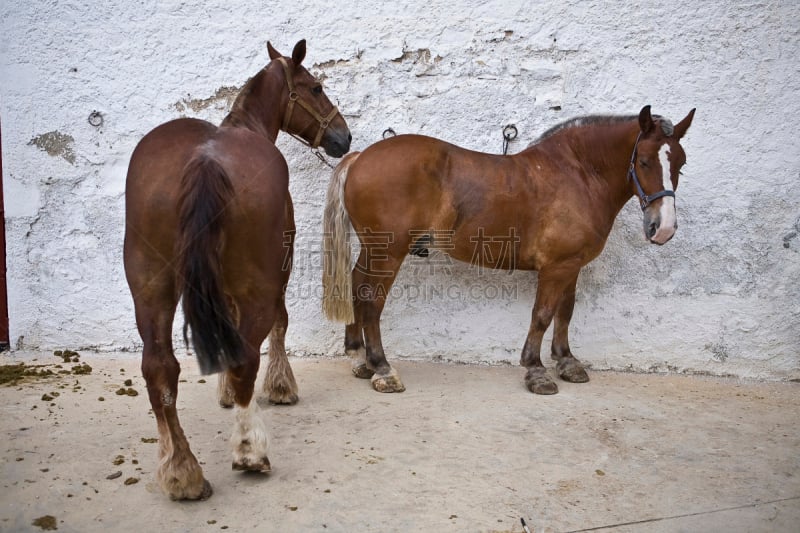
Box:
88;111;104;128
502;124;518;155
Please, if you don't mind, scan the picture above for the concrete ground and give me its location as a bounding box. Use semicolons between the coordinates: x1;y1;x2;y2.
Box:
0;351;798;532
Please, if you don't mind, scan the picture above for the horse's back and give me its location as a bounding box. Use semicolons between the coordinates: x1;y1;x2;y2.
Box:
204;126;289;203
346;133;523;210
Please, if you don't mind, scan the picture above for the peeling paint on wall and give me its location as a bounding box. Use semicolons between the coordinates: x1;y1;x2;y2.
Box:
174;85;241;114
28;131;76;165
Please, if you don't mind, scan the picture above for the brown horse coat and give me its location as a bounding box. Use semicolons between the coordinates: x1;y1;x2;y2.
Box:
124;40;350;500
323;106;693;395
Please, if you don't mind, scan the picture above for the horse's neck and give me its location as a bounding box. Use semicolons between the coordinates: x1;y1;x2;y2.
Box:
569;123;639;213
220;67;283;142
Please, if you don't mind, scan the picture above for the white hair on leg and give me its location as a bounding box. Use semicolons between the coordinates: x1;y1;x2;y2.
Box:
348;346;374;378
231;401;271;473
348;346;367;369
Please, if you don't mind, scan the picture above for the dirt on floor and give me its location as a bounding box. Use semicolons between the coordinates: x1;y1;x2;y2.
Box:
0;351;798;533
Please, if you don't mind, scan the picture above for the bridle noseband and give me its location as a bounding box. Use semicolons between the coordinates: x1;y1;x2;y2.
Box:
627;132;675;210
277;57;341;149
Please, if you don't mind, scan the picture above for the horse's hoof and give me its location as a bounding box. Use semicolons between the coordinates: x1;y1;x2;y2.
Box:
268;393;298;405
168;478;213;501
198;479;213;500
219;399;234;409
352;363;375;379
557;358;590;383
371;370;405;393
525;369;559;395
232;456;271;474
268;390;299;405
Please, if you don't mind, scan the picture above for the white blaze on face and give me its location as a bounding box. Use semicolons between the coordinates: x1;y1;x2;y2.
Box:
652;144;677;243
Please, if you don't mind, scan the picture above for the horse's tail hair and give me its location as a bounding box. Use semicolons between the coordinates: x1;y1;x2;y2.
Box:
322;151;360;324
176;150;245;375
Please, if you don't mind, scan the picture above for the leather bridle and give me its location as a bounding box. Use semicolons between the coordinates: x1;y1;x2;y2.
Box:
627;132;676;210
276;57;341;149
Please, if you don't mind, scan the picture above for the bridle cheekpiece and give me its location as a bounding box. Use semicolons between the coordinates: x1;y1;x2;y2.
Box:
627;132;676;211
276;56;341;149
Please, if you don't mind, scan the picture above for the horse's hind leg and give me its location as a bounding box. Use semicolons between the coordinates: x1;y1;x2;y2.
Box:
136;294;212;500
345;322;372;378
229;315;272;473
353;250;406;393
550;274;590;383
217;372;235;408
217;296;242;409
263;296;299;404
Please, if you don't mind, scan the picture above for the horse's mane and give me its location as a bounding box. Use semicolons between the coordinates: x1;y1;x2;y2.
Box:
221;70;267;129
531;113;673;146
227;74;260;117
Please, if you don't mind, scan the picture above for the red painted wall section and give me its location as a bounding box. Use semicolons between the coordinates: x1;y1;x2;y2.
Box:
0;116;9;350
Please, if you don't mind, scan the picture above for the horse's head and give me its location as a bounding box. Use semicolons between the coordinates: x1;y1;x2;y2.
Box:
267;40;351;157
629;105;695;245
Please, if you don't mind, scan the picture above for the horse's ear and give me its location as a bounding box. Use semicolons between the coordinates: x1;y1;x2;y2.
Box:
291;39;307;68
267;41;282;60
638;105;654;134
673;108;696;139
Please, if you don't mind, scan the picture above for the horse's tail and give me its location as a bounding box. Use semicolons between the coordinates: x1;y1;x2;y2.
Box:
176;151;245;375
322;151;360;324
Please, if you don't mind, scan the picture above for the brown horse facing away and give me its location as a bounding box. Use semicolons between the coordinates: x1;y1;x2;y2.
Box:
124;40;350;500
323;105;694;396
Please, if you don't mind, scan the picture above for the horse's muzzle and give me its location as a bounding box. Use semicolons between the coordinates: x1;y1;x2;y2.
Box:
644;210;677;245
322;129;352;158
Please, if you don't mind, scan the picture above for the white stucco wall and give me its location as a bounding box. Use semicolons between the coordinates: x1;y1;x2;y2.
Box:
1;1;798;379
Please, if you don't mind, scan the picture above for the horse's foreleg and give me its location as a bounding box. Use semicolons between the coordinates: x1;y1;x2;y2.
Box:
263;297;299;404
139;308;212;500
550;273;590;383
229;325;271;473
520;269;577;395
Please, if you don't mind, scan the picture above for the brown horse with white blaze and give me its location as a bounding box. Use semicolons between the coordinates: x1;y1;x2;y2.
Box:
323;105;693;395
124;40;350;500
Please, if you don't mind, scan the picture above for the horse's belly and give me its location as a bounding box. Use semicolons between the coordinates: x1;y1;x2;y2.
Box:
437;233;537;272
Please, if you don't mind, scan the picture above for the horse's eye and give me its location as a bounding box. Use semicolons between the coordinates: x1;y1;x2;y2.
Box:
639;159;649;168
312;85;323;95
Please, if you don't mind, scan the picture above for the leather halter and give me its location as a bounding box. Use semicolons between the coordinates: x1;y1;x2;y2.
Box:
276;57;340;149
627;132;676;211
